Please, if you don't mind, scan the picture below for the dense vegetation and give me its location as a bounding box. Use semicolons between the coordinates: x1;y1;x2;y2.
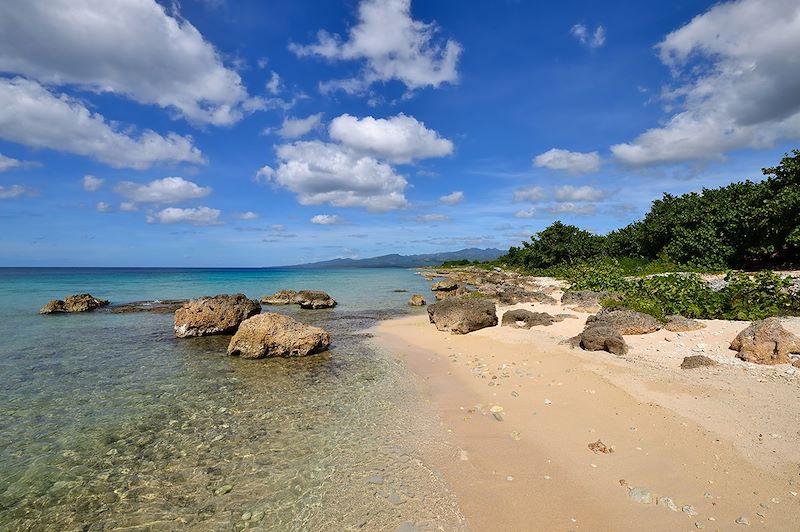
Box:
505;149;800;271
499;150;800;321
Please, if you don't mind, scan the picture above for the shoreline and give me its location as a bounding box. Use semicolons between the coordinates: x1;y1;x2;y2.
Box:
375;305;800;530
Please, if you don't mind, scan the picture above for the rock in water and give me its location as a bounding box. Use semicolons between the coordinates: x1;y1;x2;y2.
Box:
408;294;426;306
585;308;662;335
681;355;718;369
730;318;800;365
174;294;261;338
295;290;337;309
501;309;557;328
227;313;331;359
427;298;498;334
260;290;298;305
39;293;110;314
664;314;705;332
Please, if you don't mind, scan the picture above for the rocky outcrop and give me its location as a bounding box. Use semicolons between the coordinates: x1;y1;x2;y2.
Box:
295;290;337;309
226;313;331;359
408;294;426;306
260;290;298;305
585;308;662;335
174;294;261;338
501;309;557;328
431;280;459;292
561;291;621;311
568;324;628;356
664;315;705;332
681;355;717;369
497;288;557;305
428;298;498;334
434;285;470;300
730;318;800;365
39;294;110;314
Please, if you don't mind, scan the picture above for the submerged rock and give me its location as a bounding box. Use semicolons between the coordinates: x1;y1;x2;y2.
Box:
174;294;261;338
427;298;498;334
501;309;557;328
226;312;331;359
408;294;426;306
295;290;337;309
260;290;298;305
39;294;110;314
586;308;662;335
730;318;800;365
110;299;187;314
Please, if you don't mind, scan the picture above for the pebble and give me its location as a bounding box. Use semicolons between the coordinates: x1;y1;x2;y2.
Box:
628;487;653;504
695;523;705;529
506;476;514;481
735;516;750;526
459;449;469;461
241;512;252;521
510;431;521;441
215;484;233;495
682;505;698;516
387;492;404;505
492;412;504;421
544;399;552;405
251;511;264;522
367;475;384;485
656;496;678;511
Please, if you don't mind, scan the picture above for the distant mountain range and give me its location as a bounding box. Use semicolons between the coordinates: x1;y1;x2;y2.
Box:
279;248;504;269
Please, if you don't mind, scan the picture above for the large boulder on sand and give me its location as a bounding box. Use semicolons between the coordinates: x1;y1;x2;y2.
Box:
585;308;661;335
501;309;558;329
227;313;331;359
174;294;261;338
681;355;717;369
295;290;337;309
260;290;298;305
408;294;426;306
730;318;800;365
39;294;110;314
428;298;498;334
569;324;628;356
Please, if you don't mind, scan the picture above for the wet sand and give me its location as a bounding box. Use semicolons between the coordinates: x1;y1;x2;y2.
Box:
376;305;800;531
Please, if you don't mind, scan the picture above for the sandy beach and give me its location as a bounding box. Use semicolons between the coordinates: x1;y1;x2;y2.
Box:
376;298;800;531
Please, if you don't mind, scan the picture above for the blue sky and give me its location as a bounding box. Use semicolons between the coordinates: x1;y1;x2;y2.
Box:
1;0;799;267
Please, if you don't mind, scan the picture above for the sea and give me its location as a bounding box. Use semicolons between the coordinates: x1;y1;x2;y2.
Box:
0;268;465;531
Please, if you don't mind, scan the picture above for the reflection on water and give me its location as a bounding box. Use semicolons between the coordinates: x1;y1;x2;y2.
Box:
0;269;462;531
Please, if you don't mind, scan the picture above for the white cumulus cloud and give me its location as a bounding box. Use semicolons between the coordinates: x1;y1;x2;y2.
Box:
82;175;104;192
439;191;464;205
0;184;31;199
0;0;260;126
233;211;259;220
612;0;800;166
270;140;409;212
0;77;205;169
513;186;546;202
571;24;606;48
0;152;24;172
514;208;536;219
533;148;600;174
147;206;221;225
545;203;597;215
96;201;112;212
266;71;282;95
416;213;449;222
329;113;453;163
553;185;607;202
115;177;211;204
279;113;323;139
291;0;461;93
311;214;345;225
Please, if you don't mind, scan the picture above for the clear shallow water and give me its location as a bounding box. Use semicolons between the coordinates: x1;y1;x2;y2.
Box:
0;268;463;531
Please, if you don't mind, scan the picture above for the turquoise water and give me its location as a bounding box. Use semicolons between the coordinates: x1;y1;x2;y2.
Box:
0;268;463;531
